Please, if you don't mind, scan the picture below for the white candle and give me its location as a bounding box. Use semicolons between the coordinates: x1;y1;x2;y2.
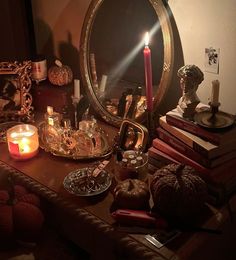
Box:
211;80;220;106
74;79;80;99
99;75;108;93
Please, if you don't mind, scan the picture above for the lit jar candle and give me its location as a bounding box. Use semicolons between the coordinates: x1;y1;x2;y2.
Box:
7;124;39;160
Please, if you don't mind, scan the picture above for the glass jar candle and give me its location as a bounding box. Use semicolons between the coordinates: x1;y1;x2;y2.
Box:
7;124;39;160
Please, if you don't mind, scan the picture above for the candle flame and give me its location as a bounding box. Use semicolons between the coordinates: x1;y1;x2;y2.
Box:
144;32;150;46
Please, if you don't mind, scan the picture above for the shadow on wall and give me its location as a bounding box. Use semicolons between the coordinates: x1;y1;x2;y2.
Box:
33;18;82;91
34;17;81;78
59;31;81;79
157;3;184;116
34;18;56;67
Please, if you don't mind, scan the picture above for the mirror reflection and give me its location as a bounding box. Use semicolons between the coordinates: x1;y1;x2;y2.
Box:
80;0;174;126
89;0;164;120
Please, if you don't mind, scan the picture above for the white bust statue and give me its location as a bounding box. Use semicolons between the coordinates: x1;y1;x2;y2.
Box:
176;65;204;119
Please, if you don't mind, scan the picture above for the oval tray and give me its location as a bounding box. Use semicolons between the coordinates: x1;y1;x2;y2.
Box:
38;122;113;160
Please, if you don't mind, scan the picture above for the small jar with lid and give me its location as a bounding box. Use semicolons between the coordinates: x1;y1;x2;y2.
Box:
115;150;148;182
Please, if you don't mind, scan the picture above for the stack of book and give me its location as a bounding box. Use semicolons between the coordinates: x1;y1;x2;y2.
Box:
148;108;236;205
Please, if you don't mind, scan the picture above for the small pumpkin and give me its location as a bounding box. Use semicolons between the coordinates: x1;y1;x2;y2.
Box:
0;185;44;242
150;163;208;222
113;179;150;209
48;60;73;86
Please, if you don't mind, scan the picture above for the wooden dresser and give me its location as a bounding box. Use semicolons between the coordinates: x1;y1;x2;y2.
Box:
0;120;236;259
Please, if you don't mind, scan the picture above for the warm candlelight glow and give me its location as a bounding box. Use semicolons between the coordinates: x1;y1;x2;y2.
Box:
144;32;150;46
7;124;39;160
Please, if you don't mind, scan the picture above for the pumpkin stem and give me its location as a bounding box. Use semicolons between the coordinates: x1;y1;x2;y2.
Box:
176;164;185;175
55;59;63;67
128;180;134;191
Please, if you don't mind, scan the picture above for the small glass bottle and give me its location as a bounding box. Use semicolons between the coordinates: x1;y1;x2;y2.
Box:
61;119;77;155
44;106;61;126
44;106;62;151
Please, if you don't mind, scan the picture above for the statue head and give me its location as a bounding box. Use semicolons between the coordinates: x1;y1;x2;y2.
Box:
177;65;204;93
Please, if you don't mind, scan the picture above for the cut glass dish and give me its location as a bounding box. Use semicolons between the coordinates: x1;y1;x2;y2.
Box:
63;167;112;196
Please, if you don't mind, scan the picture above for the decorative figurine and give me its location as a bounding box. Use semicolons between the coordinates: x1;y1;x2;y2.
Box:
176;65;204;119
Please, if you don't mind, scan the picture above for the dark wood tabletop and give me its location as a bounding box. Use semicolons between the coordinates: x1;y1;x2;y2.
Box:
0;120;236;260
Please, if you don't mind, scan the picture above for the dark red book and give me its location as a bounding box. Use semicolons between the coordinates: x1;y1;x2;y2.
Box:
152;138;236;181
148;146;179;167
159;116;236;159
156;127;236;168
166;112;236;145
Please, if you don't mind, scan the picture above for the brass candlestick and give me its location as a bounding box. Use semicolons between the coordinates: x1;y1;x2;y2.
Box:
194;102;235;129
207;102;220;126
146;109;156;149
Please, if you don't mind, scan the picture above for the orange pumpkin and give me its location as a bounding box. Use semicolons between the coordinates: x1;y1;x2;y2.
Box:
0;185;44;242
113;179;150;210
48;60;73;86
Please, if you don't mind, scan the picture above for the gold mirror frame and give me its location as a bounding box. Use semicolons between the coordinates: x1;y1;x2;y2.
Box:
80;0;174;127
0;61;33;122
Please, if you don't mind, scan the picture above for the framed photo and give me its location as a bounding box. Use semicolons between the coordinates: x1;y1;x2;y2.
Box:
0;61;33;122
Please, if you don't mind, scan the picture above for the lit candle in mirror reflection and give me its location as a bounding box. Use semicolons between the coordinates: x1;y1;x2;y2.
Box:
143;32;153;111
74;79;80;99
99;75;108;94
7;124;39;160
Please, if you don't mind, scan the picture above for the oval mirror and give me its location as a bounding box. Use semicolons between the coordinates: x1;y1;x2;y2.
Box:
80;0;174;127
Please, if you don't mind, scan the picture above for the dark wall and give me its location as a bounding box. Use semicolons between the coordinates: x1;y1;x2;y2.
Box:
0;0;35;61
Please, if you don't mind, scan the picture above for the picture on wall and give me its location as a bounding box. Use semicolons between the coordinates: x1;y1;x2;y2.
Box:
204;47;220;74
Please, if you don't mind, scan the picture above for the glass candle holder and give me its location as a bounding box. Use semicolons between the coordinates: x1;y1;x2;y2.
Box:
7;124;39;160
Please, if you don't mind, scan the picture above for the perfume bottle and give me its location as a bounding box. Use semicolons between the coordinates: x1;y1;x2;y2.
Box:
79;115;102;155
61;119;77;155
44;106;62;151
74;129;94;156
44;106;61;126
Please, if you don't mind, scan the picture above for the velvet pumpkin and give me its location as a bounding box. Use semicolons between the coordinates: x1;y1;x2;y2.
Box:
48;60;73;86
0;185;44;242
150;163;208;222
113;179;150;209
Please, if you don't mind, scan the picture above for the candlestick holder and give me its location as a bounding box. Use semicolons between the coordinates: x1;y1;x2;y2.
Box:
145;109;156;149
71;95;83;129
208;102;220;124
194;102;235;129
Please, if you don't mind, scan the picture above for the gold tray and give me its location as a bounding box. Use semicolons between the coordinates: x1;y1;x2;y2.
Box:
38;122;113;160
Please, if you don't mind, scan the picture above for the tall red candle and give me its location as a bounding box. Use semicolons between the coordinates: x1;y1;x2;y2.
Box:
143;32;153;111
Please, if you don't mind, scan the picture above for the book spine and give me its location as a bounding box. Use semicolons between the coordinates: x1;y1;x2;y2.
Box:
166;114;220;145
152;138;213;177
148;148;179;165
157;128;212;168
159;117;216;159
